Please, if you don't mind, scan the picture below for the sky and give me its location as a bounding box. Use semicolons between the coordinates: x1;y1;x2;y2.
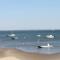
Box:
0;0;60;30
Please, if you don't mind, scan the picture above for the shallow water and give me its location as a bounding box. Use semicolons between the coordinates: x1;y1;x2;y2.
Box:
0;30;60;54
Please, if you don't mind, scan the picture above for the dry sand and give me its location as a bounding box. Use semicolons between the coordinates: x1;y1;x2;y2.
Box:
0;48;59;60
0;57;20;60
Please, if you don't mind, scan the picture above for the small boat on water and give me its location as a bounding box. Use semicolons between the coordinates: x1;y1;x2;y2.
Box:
36;34;41;37
7;33;18;40
8;34;16;37
41;43;53;48
46;35;54;39
37;43;53;48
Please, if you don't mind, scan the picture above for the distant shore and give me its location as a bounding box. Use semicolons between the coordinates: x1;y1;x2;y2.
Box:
0;48;59;60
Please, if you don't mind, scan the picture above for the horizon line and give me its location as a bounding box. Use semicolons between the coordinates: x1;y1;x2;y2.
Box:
0;29;60;31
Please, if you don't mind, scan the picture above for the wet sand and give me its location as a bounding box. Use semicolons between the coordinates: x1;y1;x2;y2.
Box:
0;48;60;60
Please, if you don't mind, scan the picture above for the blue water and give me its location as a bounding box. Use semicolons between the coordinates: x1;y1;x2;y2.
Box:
0;30;60;54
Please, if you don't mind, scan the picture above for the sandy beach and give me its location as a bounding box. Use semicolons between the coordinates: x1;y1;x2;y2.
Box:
0;48;59;60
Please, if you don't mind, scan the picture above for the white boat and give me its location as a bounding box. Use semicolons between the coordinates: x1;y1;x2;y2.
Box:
36;35;41;37
7;33;18;40
8;34;16;37
41;43;53;48
46;35;54;39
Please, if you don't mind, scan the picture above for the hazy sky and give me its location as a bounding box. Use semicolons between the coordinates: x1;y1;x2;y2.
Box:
0;0;60;30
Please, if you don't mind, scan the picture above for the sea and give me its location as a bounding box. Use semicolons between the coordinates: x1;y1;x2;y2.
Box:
0;30;60;54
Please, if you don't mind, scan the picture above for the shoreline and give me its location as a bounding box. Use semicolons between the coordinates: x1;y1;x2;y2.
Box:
0;48;59;60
